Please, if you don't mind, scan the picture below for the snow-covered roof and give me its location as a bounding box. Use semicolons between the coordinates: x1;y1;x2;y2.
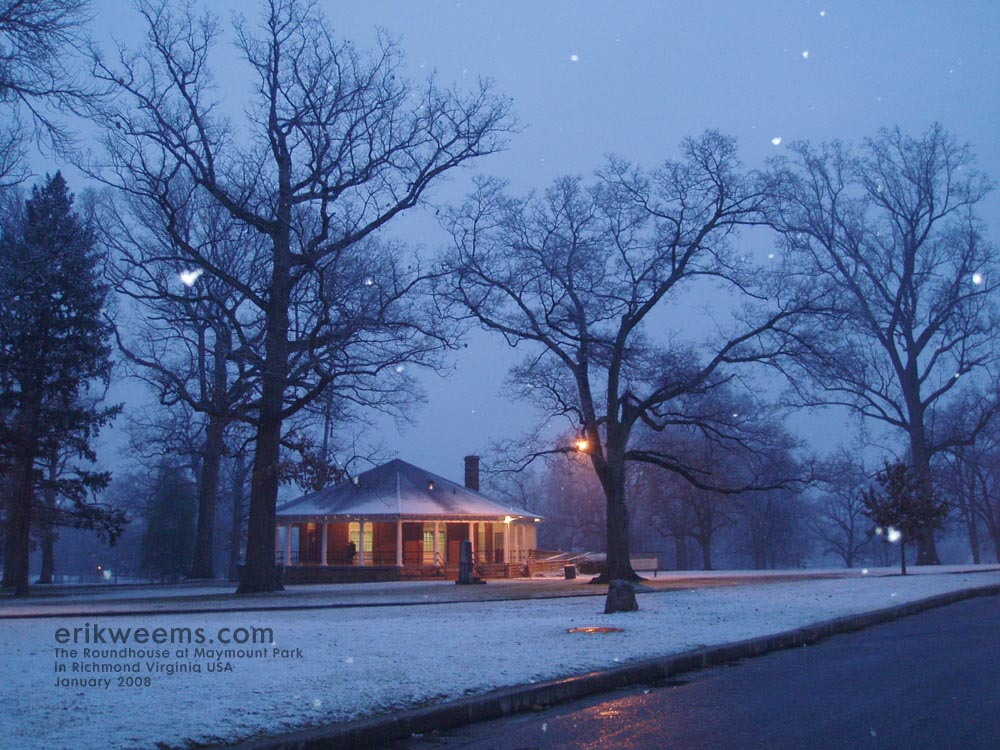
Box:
276;458;540;521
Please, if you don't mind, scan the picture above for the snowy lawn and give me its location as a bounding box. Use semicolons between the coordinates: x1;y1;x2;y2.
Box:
2;569;999;750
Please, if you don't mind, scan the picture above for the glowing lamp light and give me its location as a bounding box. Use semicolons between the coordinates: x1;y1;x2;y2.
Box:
504;515;514;524
575;438;590;452
972;272;984;285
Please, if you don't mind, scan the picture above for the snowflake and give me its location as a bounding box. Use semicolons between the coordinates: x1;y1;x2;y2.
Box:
771;137;782;146
972;272;983;285
179;268;203;287
569;54;579;62
801;50;810;60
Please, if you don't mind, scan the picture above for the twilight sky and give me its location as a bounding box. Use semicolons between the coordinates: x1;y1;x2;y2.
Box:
72;0;1000;482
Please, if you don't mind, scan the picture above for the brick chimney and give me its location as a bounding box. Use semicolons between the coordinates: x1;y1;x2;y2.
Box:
464;455;480;492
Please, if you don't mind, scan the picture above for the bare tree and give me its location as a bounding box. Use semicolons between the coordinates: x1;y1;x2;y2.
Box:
635;464;696;570
534;454;607;552
770;124;1000;565
101;186;264;580
938;401;1000;563
441;133;814;609
0;0;96;182
89;0;513;592
735;487;808;570
807;452;873;568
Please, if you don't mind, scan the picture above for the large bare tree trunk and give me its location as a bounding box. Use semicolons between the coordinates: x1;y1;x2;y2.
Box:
673;532;689;570
36;477;58;584
239;403;284;593
1;531;12;588
963;502;982;565
228;453;246;582
190;326;231;580
189;415;225;579
237;242;291;593
37;526;55;584
908;426;941;566
698;535;713;571
6;454;34;596
592;446;640;597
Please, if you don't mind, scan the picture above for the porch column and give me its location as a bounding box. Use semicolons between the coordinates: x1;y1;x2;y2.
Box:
284;524;293;566
274;526;281;564
396;519;403;566
320;522;328;566
503;521;511;564
433;521;440;565
357;520;366;566
469;522;475;561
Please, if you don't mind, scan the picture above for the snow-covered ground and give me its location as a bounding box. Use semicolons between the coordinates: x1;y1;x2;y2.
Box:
3;568;999;750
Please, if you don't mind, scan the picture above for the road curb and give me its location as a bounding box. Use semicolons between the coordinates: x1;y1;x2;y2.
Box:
218;583;1000;750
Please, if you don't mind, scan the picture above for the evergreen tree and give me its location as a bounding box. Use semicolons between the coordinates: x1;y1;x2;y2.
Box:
0;172;118;595
140;461;196;582
862;461;949;575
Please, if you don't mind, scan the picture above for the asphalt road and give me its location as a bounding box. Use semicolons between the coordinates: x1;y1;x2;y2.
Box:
383;595;1000;750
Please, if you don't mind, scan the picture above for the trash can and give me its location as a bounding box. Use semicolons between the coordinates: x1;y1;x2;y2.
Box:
564;564;577;580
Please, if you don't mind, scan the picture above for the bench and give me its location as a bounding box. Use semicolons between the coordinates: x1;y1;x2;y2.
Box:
630;555;660;577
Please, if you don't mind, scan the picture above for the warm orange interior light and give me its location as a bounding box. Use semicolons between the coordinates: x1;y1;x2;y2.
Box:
575;438;589;452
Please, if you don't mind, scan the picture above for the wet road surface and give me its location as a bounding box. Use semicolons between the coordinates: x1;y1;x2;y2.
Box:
382;595;1000;750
